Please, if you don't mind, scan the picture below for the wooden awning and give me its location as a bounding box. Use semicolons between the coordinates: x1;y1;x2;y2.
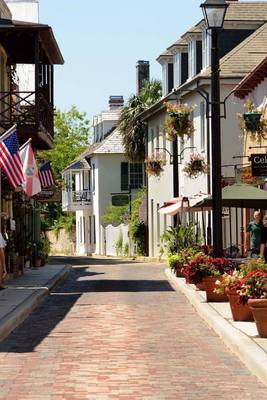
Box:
0;19;64;65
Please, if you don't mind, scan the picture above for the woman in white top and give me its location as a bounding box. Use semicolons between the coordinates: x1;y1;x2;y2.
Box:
0;232;7;289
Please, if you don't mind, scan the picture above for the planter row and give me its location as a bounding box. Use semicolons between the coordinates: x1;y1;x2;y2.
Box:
172;268;267;338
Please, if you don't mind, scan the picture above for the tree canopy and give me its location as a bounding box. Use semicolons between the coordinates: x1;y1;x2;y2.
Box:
118;79;162;162
39;106;91;180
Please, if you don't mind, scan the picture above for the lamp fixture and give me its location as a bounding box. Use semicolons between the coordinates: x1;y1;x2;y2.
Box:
200;0;228;29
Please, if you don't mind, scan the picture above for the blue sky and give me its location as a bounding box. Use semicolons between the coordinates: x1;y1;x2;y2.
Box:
38;1;204;121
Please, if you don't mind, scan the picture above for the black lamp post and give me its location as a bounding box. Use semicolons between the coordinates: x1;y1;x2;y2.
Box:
200;0;228;257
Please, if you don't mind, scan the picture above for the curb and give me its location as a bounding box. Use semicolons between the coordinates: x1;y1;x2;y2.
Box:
0;264;71;342
165;268;267;388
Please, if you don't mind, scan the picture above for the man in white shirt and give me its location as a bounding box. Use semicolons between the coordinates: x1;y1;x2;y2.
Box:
0;232;7;289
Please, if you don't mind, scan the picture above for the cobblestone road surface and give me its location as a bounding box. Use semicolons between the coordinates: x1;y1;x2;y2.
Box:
0;257;266;399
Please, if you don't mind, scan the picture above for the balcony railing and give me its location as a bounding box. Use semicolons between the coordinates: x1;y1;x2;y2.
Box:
0;90;54;136
62;190;92;212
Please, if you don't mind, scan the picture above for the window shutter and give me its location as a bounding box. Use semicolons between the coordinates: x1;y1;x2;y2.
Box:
121;162;129;191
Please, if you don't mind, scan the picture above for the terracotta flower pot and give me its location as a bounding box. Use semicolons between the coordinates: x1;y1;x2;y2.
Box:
203;276;228;302
248;299;267;338
175;268;184;278
226;289;253;322
195;282;205;291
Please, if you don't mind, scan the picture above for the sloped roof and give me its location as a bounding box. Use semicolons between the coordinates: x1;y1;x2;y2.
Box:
62;159;90;173
234;55;267;99
79;128;125;160
225;2;267;22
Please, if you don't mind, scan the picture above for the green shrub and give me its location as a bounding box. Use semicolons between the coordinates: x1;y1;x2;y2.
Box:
115;230;123;256
129;188;146;255
123;242;129;257
161;224;200;255
101;204;129;226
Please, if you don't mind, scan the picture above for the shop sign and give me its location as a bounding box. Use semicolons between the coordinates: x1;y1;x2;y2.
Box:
251;154;267;177
111;194;129;207
35;189;61;202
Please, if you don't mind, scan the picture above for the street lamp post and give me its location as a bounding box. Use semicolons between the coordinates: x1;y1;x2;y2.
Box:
201;0;228;257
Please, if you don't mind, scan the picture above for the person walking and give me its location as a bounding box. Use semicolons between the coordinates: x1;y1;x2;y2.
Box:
245;211;263;256
0;232;7;289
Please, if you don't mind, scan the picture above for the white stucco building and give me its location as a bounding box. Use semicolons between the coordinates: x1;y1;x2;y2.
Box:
142;1;267;257
62;97;145;256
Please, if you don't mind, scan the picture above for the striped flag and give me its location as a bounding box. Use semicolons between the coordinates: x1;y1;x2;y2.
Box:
20;139;41;197
39;161;54;188
0;125;24;189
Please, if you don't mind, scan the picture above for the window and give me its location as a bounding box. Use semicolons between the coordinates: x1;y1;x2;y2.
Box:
200;101;205;151
121;162;144;190
121;162;129;191
130;163;144;189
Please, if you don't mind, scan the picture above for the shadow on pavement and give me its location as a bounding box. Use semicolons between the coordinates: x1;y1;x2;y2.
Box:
0;257;173;353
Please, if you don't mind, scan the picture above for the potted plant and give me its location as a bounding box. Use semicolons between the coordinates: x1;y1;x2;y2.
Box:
237;99;267;142
183;255;235;301
164;101;195;140
238;270;267;337
168;248;198;277
183;153;208;179
145;152;166;177
215;270;253;321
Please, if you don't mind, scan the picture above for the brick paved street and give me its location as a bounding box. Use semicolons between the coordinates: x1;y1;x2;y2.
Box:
0;257;266;399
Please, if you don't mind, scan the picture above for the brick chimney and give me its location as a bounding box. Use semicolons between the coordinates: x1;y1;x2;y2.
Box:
136;60;150;94
108;96;124;110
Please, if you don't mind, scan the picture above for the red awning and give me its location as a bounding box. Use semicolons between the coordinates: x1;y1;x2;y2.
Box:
159;193;209;216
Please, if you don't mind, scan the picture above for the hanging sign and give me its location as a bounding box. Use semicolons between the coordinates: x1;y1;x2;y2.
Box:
251;154;267;177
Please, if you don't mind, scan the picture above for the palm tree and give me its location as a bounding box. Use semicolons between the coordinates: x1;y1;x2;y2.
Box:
118;79;162;162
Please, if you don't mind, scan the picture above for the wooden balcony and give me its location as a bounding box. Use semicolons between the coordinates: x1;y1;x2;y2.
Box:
0;90;54;149
62;190;92;212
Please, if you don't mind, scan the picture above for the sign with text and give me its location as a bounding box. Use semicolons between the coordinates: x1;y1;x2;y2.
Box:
251;154;267;177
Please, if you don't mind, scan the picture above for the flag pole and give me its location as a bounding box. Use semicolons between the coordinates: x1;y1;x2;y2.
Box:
0;124;17;142
19;138;32;151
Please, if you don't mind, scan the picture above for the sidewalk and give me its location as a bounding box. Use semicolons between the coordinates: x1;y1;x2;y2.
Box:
166;268;267;388
0;263;70;342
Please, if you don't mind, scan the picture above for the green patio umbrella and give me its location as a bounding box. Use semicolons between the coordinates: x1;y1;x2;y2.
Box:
194;183;267;209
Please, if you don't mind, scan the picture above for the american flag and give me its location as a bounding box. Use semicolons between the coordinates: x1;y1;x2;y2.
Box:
0;125;24;189
39;161;54;188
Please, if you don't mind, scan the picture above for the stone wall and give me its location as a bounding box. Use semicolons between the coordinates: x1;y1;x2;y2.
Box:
46;229;75;256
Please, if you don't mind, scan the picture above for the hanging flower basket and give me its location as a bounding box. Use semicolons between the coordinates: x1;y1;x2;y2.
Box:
183;153;208;179
145;152;166;177
164;101;195;140
243;111;262;132
237;99;267;143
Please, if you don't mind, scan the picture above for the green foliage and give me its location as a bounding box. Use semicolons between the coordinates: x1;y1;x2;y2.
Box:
123;242;129;257
53;213;76;239
168;253;182;269
115;230;123;256
118;80;162;162
129;188;146;255
161;224;201;255
37;234;51;258
38;106;91;180
101;204;129;226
